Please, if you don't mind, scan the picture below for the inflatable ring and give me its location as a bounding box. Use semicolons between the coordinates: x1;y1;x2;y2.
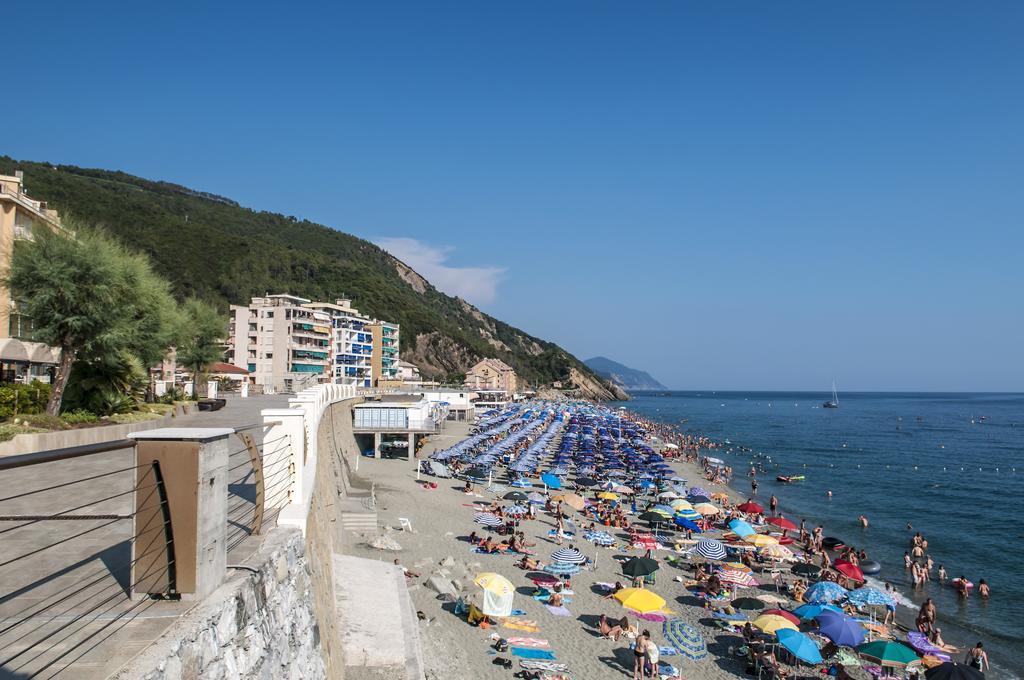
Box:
822;537;845;550
860;560;881;575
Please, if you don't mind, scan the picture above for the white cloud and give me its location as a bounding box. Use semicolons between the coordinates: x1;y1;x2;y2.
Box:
374;237;506;305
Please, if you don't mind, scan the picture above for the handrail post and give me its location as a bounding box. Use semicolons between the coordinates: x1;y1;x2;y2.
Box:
130;427;233;600
262;408;305;531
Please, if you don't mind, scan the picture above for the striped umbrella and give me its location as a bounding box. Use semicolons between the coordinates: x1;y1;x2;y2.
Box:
718;569;759;588
663;618;708;661
675;508;702;521
550;547;587;564
505;505;529;516
544;561;582;576
584;530;615;546
695;539;728;560
473;513;502;527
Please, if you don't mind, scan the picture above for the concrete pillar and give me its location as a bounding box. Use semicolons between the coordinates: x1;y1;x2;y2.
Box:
207;381;218;399
240;380;249;398
262;408;306;532
374;432;382;459
408;432;416;465
130;427;235;600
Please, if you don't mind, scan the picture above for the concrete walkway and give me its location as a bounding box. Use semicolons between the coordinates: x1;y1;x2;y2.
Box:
0;394;288;679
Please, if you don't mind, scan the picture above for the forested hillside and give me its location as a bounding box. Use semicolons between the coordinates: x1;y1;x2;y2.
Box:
0;157;622;397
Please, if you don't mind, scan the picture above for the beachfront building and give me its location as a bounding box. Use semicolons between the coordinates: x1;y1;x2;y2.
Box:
0;171;64;383
367;320;401;387
305;298;375;388
351;394;445;459
226;294;332;392
464;358;518;394
421;388;475;422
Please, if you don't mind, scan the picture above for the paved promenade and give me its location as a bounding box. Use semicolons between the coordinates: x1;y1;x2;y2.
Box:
0;394;288;679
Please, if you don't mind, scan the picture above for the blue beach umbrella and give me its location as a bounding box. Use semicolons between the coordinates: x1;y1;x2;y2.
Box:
674;517;704;533
550;547;587;564
805;581;848;604
541;473;562;489
793;603;844;620
776;629;823;664
729;519;755;537
675;509;702;521
847;587;895;608
815;610;866;647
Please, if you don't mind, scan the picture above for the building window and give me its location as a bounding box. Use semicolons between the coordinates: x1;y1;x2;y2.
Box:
8;312;37;341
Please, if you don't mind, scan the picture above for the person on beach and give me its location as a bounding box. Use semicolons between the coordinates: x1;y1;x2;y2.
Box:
769;494;778;516
633;630;652;679
751;478;758;496
965;642;989;673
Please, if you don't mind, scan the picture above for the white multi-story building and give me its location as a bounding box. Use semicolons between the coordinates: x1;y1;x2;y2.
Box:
226;294;332;392
304;298;376;388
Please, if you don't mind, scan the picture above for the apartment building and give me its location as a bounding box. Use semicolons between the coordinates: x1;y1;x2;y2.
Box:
464;358;518;394
226;294;332;392
304;298;375;388
0;171;63;383
367;320;401;387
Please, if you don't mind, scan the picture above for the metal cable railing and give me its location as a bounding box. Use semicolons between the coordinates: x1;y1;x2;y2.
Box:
0;441;176;679
225;433;290;553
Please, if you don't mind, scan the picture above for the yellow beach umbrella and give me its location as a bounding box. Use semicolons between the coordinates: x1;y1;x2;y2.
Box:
711;492;730;502
693;503;721;516
474;572;515;618
473;572;514;596
744;533;780;547
670;499;693;511
751;614;799;634
761;544;794;560
551;493;586;511
598;492;619;500
613;588;667;613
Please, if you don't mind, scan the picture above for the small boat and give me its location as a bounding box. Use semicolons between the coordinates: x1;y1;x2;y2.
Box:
776;475;805;483
822;380;839;409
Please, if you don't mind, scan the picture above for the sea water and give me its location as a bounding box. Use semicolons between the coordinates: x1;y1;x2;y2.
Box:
619;391;1024;677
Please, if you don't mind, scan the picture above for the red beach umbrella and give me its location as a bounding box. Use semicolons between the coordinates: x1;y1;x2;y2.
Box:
767;517;797;531
834;559;865;583
738;502;764;514
762;609;800;626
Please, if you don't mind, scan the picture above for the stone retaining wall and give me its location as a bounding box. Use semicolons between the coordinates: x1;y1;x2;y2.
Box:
113;528;325;680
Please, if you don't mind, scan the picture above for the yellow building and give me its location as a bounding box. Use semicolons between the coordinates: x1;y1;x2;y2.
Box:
464;358;518;394
367;320;402;388
0;171;63;383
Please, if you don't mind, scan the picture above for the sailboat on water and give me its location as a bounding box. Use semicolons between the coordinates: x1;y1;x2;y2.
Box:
822;381;839;409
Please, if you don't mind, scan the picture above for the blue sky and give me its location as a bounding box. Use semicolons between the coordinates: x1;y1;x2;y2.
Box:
6;2;1023;391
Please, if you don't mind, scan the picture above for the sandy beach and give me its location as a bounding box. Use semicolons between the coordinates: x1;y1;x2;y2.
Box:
342;413;820;680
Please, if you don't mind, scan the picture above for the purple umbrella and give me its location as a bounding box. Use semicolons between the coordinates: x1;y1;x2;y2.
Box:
815;610;866;647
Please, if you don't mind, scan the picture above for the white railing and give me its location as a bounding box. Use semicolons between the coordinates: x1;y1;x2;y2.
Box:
261;382;358;534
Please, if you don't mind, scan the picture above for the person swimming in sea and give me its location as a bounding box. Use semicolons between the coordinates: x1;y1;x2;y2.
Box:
858;515;869;528
978;579;990;598
937;564;947;582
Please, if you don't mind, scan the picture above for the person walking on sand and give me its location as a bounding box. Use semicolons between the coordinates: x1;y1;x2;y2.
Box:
769;494;778;516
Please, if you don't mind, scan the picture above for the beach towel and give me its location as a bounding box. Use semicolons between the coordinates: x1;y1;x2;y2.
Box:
635;611;668;622
511;647;556;660
659;646;679;656
510;609;527;616
532;593;572;604
502;618;540;633
519;661;570;672
506;637;550;648
544;605;571;617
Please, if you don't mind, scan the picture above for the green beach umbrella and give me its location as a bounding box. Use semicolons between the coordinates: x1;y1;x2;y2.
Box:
856;640;919;667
